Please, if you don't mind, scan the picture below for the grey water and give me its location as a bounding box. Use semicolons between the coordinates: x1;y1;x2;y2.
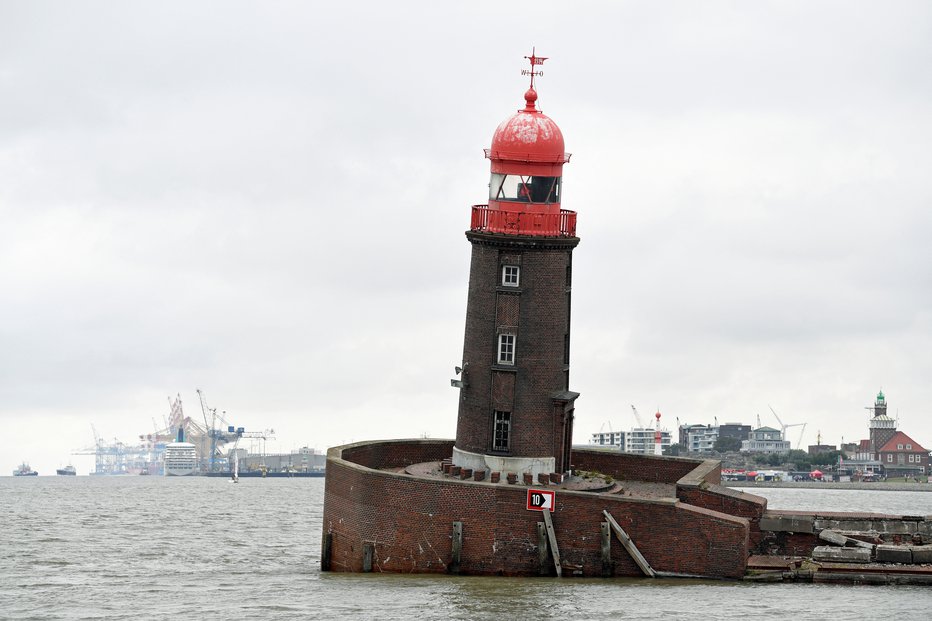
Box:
1;477;931;620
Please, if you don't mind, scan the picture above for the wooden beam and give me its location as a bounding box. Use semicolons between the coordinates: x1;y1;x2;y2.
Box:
537;522;550;575
541;509;562;578
321;532;332;571
600;522;612;577
603;510;655;578
362;542;374;572
450;522;463;574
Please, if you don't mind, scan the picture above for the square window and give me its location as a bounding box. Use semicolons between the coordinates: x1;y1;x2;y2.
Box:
492;410;511;451
498;334;515;365
898;443;903;450
906;444;912;450
502;265;520;287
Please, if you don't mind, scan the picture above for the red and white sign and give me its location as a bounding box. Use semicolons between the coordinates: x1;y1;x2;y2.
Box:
526;488;555;512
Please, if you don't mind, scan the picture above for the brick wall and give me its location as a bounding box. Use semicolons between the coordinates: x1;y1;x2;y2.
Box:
338;439;454;470
455;233;578;463
323;439;749;579
572;449;703;483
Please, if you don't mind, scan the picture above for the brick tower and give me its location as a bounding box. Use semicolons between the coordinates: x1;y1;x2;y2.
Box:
868;390;896;455
452;52;579;479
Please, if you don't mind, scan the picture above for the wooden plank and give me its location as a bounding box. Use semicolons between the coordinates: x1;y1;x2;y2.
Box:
600;522;612;577
362;542;374;572
541;509;563;577
537;522;550;575
603;510;655;578
321;532;333;571
450;522;463;574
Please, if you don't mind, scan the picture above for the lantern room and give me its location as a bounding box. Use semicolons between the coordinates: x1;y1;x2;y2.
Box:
470;58;576;238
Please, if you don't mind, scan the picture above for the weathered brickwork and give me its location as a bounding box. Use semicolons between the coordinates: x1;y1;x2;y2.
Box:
573;449;704;483
455;233;579;463
322;439;750;579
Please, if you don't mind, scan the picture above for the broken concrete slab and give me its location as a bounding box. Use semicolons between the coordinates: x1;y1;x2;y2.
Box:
812;546;871;563
911;545;932;564
818;530;849;546
818;529;876;550
875;545;913;564
760;515;814;534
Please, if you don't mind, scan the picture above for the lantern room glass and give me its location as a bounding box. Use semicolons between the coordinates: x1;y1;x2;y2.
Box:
489;174;561;204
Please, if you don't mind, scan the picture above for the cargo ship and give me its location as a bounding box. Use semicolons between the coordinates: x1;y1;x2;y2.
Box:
13;463;38;476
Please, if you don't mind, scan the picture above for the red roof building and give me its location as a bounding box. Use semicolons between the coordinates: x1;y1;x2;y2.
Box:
877;431;929;477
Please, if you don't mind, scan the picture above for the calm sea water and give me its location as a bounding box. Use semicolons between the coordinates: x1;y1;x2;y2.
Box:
2;477;931;620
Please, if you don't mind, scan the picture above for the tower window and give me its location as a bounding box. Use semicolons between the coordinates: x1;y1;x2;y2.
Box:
502;265;520;287
498;334;515;365
492;411;511;451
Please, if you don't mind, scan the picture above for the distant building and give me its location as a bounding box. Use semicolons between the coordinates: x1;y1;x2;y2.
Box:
852;391;930;478
840;442;859;459
718;423;751;442
675;422;750;453
741;427;791;454
591;427;672;454
624;428;672;454
590;430;624;447
685;425;718;453
877;432;928;477
232;446;326;473
807;444;836;456
678;423;707;447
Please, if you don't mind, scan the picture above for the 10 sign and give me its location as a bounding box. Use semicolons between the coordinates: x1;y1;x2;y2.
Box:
526;488;555;512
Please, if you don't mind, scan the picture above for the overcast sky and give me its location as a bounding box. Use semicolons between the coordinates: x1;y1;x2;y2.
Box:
3;1;931;475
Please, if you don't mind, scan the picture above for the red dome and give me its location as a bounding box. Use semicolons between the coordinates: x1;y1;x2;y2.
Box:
485;88;569;166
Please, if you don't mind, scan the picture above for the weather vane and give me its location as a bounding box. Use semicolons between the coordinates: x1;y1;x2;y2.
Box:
522;47;548;90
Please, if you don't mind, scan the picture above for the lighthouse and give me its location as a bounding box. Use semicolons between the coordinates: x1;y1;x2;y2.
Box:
452;51;579;479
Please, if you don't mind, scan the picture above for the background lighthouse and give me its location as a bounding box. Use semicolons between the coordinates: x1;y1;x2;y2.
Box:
452;52;579;478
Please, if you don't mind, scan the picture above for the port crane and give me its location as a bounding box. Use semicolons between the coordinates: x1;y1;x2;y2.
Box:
630;405;646;429
769;405;807;450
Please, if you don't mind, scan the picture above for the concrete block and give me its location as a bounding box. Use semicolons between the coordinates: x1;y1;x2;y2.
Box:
760;515;814;534
815;519;872;532
917;521;932;537
875;544;913;564
811;546;871;563
910;545;932;563
818;530;848;546
874;520;917;535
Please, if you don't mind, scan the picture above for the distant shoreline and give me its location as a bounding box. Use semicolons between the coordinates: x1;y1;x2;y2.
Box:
725;480;932;492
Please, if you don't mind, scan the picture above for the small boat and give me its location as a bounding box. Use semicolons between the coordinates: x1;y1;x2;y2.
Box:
13;463;38;476
230;455;239;483
56;465;77;476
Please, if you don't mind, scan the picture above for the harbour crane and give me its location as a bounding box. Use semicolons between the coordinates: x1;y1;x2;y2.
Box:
630;405;646;429
197;388;239;473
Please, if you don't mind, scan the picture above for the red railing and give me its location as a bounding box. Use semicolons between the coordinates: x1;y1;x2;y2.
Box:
470;205;577;237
